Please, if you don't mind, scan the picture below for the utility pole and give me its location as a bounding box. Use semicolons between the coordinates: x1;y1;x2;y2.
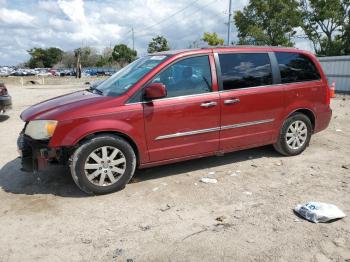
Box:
227;0;233;46
132;27;135;51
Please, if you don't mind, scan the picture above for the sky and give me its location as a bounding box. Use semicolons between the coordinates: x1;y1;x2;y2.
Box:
0;0;313;66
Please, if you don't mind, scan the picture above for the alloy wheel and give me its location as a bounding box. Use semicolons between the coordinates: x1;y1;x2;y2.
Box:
285;120;308;150
84;146;126;186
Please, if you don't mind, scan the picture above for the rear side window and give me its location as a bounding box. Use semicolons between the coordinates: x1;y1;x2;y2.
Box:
218;53;273;90
275;52;321;83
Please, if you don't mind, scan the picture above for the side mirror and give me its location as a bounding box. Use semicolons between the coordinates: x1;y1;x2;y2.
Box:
144;83;167;100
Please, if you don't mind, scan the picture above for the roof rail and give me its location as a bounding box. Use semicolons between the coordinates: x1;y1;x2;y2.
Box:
201;45;298;49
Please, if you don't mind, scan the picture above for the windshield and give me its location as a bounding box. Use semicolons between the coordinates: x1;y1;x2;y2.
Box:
94;55;169;96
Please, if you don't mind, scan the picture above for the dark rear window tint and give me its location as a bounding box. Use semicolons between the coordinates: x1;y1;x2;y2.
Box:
275;52;321;84
218;53;273;90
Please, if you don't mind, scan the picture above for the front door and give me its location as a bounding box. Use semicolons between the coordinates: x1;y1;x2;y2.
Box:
143;55;220;162
217;52;285;151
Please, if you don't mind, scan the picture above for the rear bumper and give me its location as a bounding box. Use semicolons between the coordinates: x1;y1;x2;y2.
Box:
0;95;12;112
314;107;332;133
17;133;67;172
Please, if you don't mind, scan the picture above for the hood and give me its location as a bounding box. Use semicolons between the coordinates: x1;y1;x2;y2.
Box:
21;90;120;122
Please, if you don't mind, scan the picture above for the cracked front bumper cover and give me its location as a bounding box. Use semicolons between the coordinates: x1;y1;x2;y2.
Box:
17;133;62;172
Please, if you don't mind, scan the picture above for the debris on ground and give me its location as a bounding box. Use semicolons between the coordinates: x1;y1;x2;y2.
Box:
182;228;208;241
213;222;234;231
160;204;173;212
341;164;349;170
139;225;151;231
230;172;239;177
294;202;346;223
81;238;92;244
208;171;216;176
336;129;342;132
243;191;252;196
200;178;218;184
152;187;159;192
251;164;258;168
112;248;124;258
215;216;226;222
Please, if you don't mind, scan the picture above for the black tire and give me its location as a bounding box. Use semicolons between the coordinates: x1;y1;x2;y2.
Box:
273;113;312;156
70;134;136;195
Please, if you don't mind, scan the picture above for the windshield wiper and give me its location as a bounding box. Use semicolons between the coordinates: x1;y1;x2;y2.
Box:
87;86;104;95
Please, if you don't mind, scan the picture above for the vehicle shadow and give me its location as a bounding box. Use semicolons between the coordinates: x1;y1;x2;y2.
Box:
0;158;86;197
0;115;9;122
133;145;280;182
0;146;280;197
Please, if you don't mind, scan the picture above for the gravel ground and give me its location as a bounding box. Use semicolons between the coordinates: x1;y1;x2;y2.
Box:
0;83;349;262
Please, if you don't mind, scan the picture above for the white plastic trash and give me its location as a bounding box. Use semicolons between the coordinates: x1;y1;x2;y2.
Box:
294;202;346;223
200;177;217;184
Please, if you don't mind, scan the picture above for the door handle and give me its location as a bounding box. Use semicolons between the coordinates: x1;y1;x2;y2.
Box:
200;101;217;108
224;98;240;105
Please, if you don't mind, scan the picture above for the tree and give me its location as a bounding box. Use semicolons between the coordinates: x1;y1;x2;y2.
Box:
234;0;300;46
27;47;64;68
58;51;75;68
147;36;170;53
112;44;137;65
299;0;350;55
343;18;350;54
96;47;113;67
201;32;224;46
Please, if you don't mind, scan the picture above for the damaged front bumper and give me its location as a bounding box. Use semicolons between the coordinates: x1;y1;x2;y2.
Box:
17;133;68;172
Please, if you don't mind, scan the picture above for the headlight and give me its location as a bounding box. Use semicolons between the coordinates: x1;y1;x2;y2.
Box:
25;120;58;140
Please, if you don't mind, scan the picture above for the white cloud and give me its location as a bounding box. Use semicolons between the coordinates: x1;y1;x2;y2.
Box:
0;8;35;27
0;0;312;66
38;0;60;13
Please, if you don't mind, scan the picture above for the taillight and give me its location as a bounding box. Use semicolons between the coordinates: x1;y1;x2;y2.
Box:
326;84;330;105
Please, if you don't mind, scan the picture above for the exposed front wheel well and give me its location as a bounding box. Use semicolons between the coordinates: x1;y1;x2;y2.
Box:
74;131;140;167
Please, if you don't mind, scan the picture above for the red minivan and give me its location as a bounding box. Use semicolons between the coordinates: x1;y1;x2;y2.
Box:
18;47;332;194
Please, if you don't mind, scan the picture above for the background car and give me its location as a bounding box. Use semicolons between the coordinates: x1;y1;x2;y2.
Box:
0;82;12;114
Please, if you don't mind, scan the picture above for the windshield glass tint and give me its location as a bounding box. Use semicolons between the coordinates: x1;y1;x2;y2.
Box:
96;55;169;96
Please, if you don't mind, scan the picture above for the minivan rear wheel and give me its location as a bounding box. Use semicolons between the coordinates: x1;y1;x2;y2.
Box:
273;113;312;156
70;134;136;195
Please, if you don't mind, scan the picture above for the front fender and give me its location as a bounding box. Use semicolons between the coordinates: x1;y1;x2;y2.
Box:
49;114;149;163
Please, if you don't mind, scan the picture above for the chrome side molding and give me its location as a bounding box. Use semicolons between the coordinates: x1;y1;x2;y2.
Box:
221;119;274;130
156;127;220;140
155;119;274;140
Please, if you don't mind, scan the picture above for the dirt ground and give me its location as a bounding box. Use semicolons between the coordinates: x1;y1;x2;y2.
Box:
0;82;349;262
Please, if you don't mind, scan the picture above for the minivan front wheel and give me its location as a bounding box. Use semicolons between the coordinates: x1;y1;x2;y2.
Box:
70;134;136;195
274;113;312;156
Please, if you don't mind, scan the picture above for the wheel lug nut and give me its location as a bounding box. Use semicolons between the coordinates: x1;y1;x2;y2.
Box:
104;170;107;173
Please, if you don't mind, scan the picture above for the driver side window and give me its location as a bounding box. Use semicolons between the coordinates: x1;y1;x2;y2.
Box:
151;55;212;98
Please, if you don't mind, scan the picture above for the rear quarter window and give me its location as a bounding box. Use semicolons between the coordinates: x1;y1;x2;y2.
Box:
218;53;273;90
275;52;321;84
